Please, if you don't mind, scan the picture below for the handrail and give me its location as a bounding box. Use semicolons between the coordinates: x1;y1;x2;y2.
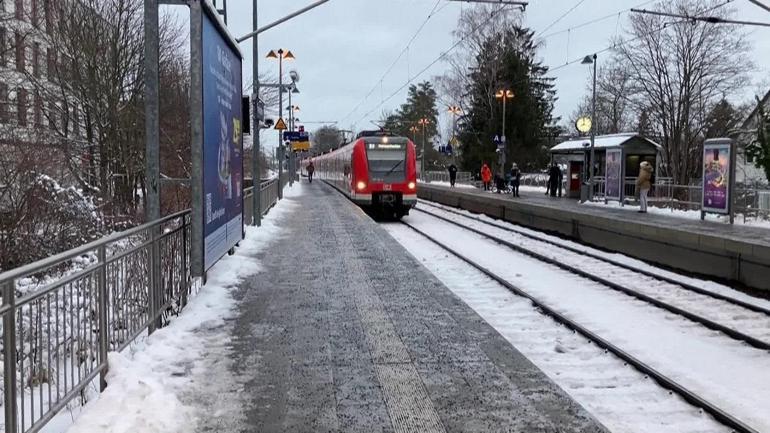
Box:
0;209;190;283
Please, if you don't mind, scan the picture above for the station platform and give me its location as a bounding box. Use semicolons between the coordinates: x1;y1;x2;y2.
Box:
224;181;608;432
418;183;770;292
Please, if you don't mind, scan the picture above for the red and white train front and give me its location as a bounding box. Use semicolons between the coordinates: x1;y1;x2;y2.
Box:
313;133;417;218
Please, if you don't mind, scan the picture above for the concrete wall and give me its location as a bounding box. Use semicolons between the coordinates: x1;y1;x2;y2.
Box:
418;184;770;292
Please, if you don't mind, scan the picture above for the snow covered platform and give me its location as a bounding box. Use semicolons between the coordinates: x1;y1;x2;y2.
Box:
227;181;608;432
419;183;770;292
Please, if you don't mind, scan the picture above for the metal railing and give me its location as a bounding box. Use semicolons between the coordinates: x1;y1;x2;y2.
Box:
421;171;475;185
590;177;770;222
0;178;288;433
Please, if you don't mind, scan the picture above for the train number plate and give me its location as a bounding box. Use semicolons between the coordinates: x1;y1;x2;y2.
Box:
383;184;392;191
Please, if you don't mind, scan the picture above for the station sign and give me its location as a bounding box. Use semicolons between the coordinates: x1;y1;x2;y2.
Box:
284;131;310;152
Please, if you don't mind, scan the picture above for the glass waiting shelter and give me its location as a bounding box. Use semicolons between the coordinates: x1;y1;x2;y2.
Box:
550;133;662;200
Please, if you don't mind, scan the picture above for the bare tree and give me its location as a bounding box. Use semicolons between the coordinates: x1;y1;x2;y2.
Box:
615;0;751;183
569;60;634;135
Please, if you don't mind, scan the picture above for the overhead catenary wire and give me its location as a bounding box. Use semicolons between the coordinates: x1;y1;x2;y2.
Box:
339;0;449;124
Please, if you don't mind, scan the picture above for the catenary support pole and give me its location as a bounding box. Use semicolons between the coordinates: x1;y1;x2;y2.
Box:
251;0;261;226
190;0;205;278
589;53;597;201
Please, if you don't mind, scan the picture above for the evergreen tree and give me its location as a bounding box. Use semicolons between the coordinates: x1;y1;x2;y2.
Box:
458;26;556;174
746;98;770;184
380;81;444;169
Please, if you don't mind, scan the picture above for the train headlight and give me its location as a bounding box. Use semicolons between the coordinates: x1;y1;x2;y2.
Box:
408;182;416;190
356;181;367;191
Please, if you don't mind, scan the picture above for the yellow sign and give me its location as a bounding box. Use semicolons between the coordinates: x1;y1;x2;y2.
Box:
274;118;287;130
292;140;310;152
232;118;241;143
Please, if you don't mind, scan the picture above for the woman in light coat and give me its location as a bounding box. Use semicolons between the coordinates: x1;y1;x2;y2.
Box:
636;161;653;213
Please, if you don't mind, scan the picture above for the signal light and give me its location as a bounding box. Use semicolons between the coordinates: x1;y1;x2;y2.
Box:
356;181;366;191
408;182;416;190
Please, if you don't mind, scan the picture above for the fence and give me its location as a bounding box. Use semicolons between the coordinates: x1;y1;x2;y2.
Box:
591;177;770;222
421;171;475;185
0;178;287;433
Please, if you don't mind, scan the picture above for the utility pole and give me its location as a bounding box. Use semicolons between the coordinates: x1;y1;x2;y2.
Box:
251;0;261;226
495;89;514;178
418;118;430;179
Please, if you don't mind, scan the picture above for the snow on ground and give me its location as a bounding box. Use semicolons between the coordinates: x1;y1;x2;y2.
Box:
418;200;770;311
583;199;770;229
401;211;770;432
55;183;303;433
385;223;730;433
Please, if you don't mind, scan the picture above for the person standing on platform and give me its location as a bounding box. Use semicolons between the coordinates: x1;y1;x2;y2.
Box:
448;163;458;187
510;163;521;197
481;163;492;191
548;163;560;197
636;161;653;213
306;160;315;183
557;164;563;197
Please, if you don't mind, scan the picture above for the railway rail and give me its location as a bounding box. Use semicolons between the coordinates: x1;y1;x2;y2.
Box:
399;218;759;433
414;201;770;351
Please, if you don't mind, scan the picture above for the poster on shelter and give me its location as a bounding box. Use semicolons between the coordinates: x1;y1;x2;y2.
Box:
605;148;623;201
701;141;731;215
202;11;243;270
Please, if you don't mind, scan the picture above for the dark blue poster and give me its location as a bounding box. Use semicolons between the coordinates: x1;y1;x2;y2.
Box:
202;12;243;270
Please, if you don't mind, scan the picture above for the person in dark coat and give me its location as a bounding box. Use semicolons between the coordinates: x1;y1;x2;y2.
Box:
548;163;560;197
306;160;315;183
557;164;563;197
447;163;458;187
510;163;521;197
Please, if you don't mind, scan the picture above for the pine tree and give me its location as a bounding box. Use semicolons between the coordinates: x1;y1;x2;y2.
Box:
746;98;770;184
458;26;556;174
381;81;443;169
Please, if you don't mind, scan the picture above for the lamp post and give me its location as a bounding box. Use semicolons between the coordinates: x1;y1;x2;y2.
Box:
266;48;294;195
418;118;430;179
409;125;419;144
495;89;514;174
448;105;461;162
582;53;597;201
286;105;300;131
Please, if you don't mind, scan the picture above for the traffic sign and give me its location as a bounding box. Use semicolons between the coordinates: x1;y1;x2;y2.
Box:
493;135;500;144
274;117;287;130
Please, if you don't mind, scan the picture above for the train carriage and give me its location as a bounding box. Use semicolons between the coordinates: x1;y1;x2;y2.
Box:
311;131;417;218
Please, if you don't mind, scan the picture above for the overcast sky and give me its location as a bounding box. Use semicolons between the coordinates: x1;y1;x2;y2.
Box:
168;0;770;151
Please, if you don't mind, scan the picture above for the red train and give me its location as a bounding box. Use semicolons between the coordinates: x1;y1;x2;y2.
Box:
311;131;417;218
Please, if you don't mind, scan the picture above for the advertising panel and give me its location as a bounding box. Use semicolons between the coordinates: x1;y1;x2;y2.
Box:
701;140;732;215
202;11;243;270
605;148;623;201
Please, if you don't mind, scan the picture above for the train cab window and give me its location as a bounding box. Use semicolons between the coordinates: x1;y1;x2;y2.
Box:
366;146;406;182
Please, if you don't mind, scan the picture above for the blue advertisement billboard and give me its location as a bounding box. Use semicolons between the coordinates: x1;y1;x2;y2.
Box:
702;140;732;215
202;11;243;270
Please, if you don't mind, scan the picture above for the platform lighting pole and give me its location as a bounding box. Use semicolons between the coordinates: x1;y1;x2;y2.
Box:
448;106;461;162
409;125;419;144
266;49;294;197
250;0;261;226
495;89;514;175
418;118;430;179
582;54;597;201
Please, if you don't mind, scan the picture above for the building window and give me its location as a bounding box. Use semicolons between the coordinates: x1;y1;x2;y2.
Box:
0;84;8;124
14;0;23;21
31;0;38;28
34;91;42;127
47;101;57;130
17;88;28;127
44;0;52;35
14;32;24;73
32;42;39;77
0;27;6;68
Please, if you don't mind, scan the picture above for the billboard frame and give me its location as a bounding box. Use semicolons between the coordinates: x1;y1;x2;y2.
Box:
700;138;736;224
190;0;245;278
604;147;624;203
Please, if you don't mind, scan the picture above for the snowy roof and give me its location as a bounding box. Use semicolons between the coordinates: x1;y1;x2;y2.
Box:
550;133;661;153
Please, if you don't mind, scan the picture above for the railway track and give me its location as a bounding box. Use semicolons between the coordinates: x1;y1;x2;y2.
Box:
413;201;770;351
397;218;759;433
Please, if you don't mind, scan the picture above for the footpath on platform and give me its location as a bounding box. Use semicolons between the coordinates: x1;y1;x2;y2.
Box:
62;180;608;433
419;182;770;292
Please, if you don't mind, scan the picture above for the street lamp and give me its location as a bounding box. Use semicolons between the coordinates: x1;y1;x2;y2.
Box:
285;105;300;131
409;125;419;144
448;106;462;161
266;49;294;190
582;53;597;201
495;89;514;174
418;118;430;179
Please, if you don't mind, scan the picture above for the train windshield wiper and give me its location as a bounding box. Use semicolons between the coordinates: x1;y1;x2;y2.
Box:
385;160;403;176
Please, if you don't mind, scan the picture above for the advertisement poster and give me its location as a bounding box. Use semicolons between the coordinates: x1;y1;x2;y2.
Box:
202;12;243;270
605;148;623;201
701;141;731;215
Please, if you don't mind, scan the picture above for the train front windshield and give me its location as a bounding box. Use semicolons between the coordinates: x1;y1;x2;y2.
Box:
367;146;406;182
